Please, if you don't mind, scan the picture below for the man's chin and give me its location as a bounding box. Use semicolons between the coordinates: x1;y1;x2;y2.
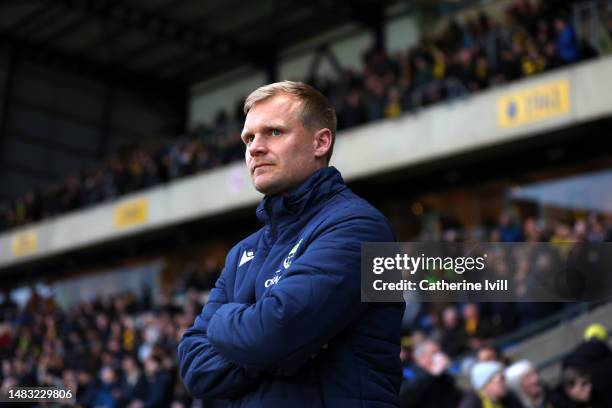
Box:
253;177;279;196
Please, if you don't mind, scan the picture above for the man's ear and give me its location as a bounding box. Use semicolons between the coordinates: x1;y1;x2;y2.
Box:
313;128;332;159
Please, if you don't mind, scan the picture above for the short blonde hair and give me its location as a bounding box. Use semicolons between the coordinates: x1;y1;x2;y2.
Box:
244;81;337;163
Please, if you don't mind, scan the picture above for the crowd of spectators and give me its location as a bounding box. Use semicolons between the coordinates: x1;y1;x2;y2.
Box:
0;208;610;407
402;209;612;352
1;0;607;233
0;128;245;233
399;322;612;408
1;275;610;407
0;287;204;407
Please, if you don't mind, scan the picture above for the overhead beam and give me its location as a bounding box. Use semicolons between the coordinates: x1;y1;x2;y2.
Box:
55;0;251;63
6;1;55;33
43;13;96;44
76;0;192;56
0;32;185;101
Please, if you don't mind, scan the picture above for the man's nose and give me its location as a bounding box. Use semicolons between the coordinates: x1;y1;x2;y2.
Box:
247;134;267;156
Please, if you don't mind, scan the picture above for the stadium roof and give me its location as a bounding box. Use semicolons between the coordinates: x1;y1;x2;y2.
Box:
0;0;415;91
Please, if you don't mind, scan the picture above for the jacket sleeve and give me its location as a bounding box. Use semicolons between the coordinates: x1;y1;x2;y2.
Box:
177;265;261;399
207;212;395;374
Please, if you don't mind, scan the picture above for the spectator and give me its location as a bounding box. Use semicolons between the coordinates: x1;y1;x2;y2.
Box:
364;74;387;121
121;354;147;403
505;360;553;408
138;355;173;408
76;368;100;407
438;306;469;357
477;345;501;363
337;88;369;129
93;365;124;408
460;361;522;408
400;339;462;408
463;303;497;349
413;55;433;88
550;366;593;408
554;18;580;63
498;210;524;242
384;87;403;119
561;323;612;407
473;54;492;89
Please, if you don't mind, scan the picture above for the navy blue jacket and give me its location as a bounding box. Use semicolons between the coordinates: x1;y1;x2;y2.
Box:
178;166;402;407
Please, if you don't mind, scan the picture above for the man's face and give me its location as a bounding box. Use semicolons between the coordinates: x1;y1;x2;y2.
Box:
521;369;542;399
477;348;498;362
242;94;321;196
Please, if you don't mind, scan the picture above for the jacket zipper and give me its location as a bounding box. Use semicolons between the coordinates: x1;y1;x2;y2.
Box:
265;200;277;242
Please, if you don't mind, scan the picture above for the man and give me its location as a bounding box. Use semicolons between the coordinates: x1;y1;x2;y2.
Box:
400;339;462;408
178;81;403;407
505;360;553;408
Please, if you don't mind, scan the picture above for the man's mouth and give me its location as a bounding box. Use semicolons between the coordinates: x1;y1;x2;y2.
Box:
252;163;273;173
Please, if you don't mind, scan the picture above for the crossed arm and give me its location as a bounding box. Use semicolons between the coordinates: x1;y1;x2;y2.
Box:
177;269;261;399
178;213;394;397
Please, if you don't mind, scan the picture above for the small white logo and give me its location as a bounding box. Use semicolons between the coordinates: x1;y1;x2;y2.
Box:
264;270;282;288
283;239;303;269
239;250;255;267
264;275;281;287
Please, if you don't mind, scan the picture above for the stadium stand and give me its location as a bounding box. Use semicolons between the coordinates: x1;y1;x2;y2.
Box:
0;0;605;233
1;0;612;407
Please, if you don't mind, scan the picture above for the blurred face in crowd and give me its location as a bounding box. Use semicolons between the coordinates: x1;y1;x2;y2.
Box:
122;356;137;374
242;94;331;196
442;307;458;329
415;341;438;370
399;346;410;364
1;360;10;377
483;372;507;401
414;341;449;376
565;375;592;402
77;370;91;384
100;366;116;385
477;347;499;362
521;369;542;400
144;357;159;377
463;303;478;320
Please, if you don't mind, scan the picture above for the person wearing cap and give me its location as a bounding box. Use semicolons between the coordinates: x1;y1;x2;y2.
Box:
549;366;593;408
459;361;522;408
583;323;607;342
505;360;553;408
560;323;612;407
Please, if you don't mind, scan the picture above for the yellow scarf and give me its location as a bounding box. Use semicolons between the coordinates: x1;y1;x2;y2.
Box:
478;392;503;408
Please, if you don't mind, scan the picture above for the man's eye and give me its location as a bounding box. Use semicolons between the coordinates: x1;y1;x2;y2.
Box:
271;129;281;136
245;135;254;144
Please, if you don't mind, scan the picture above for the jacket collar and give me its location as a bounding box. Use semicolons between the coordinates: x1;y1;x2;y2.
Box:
256;166;346;225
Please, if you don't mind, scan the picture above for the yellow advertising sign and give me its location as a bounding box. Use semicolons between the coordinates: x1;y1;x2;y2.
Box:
114;198;149;229
497;79;570;129
11;230;38;257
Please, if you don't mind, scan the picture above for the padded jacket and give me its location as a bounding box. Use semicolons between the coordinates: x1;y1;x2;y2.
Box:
178;166;402;407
